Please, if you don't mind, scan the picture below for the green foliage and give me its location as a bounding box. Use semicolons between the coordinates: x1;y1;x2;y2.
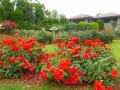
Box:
1;0;14;19
97;32;115;43
96;19;104;31
35;30;53;44
0;5;6;22
90;22;99;30
65;23;78;31
17;22;29;30
59;14;68;25
10;9;24;23
70;31;115;43
54;31;70;42
78;21;87;31
0;0;67;30
16;0;34;22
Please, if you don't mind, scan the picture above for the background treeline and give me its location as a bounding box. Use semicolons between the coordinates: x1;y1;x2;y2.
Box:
0;0;68;30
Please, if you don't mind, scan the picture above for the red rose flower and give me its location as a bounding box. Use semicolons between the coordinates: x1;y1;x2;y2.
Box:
110;69;118;79
17;55;23;62
69;74;79;84
107;86;113;90
9;57;15;63
39;70;48;79
52;69;63;80
78;71;84;76
83;53;88;60
87;76;91;79
11;45;19;51
69;67;78;75
2;63;7;67
59;59;71;71
85;40;92;46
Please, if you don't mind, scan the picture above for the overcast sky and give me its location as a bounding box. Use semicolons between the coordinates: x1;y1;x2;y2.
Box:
37;0;120;18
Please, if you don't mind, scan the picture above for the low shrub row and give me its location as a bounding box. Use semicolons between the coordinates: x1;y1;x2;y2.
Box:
65;20;104;31
54;31;115;44
10;29;115;44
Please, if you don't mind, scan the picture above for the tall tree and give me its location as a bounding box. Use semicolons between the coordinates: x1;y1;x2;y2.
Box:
0;4;6;22
1;0;14;20
15;0;34;22
10;8;24;23
32;3;45;24
59;14;68;25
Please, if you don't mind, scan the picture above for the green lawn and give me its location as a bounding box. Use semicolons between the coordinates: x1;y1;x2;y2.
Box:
43;44;57;53
110;40;120;61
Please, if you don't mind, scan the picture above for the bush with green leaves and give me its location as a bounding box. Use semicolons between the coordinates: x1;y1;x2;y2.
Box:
90;22;99;30
65;23;78;31
97;32;115;43
53;31;70;42
78;21;87;31
0;36;44;78
40;37;119;89
96;19;104;31
70;31;115;44
35;30;53;44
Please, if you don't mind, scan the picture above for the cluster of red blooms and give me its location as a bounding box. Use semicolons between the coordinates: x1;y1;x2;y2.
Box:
94;80;114;90
110;69;118;79
59;59;71;71
1;20;18;34
0;37;44;72
39;58;86;85
39;37;119;90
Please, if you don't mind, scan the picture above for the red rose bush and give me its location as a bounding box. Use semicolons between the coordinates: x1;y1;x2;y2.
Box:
40;37;119;89
0;35;44;78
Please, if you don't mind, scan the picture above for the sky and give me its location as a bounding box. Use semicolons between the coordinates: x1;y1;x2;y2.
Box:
35;0;120;18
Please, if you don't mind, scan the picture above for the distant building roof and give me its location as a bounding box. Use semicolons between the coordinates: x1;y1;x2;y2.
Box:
68;13;120;20
68;14;93;20
95;13;120;19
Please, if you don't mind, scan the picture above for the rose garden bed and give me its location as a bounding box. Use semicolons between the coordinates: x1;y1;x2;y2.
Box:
0;34;119;90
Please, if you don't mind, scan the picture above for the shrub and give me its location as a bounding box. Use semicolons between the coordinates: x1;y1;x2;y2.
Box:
40;37;119;89
17;22;29;30
0;35;45;78
65;23;78;31
96;19;104;31
70;31;115;44
53;31;70;42
11;30;36;38
1;20;18;34
35;30;53;44
90;22;99;30
78;21;87;31
97;32;115;43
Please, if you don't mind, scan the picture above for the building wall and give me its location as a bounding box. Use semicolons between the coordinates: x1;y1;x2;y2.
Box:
117;18;120;30
104;18;120;30
104;23;112;30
